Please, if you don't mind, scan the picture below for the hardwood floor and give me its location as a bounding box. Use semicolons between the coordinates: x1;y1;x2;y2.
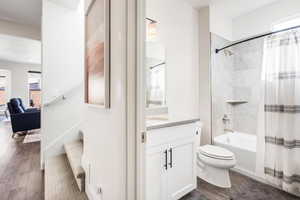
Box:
181;171;300;200
0;121;43;200
1;119;299;200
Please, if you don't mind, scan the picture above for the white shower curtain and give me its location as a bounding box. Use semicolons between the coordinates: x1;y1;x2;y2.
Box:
262;29;300;196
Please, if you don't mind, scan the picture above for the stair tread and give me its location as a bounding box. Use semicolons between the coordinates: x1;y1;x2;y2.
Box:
64;140;85;192
64;140;85;178
45;154;88;200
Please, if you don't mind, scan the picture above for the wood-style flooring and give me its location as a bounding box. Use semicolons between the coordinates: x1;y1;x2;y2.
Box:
0;121;43;200
181;171;300;200
0;119;299;200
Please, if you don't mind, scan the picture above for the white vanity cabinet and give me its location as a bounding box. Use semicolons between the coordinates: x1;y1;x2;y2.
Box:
145;122;201;200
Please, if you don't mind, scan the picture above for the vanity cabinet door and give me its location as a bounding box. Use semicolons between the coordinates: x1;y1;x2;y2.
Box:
167;137;196;200
145;144;169;200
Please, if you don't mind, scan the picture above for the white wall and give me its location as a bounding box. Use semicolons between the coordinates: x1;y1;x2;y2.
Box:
0;19;41;40
42;0;85;159
0;61;41;106
146;0;200;121
233;0;300;40
42;0;127;199
198;7;211;145
209;0;300;41
82;0;127;198
209;2;233;41
48;0;82;9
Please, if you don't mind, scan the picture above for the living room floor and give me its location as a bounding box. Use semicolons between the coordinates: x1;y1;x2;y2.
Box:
0;121;43;200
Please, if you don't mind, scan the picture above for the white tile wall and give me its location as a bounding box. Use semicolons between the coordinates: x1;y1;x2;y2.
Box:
211;33;264;138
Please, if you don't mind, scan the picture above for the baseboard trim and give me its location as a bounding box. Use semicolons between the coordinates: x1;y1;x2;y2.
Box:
231;167;267;184
230;167;285;191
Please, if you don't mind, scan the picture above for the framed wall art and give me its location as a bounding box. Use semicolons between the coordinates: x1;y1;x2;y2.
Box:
85;0;110;108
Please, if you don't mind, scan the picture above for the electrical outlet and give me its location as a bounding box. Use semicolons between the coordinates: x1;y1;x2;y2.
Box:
94;185;103;200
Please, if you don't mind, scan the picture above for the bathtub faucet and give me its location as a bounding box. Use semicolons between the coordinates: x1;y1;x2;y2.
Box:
222;114;233;133
222;114;230;123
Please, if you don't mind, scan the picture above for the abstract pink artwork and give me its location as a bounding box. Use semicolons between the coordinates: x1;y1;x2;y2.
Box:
85;0;110;107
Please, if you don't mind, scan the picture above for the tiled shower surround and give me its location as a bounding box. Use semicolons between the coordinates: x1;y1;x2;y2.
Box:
211;33;264;137
211;33;234;137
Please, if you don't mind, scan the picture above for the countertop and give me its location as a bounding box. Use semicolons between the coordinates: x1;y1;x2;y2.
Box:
146;117;200;130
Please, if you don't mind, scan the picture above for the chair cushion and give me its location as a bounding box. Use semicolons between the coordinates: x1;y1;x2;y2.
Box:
17;98;26;111
10;98;25;113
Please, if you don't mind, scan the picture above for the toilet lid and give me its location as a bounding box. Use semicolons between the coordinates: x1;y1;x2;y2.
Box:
198;145;234;160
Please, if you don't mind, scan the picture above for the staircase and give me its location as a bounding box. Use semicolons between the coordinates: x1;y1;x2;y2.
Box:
45;137;87;200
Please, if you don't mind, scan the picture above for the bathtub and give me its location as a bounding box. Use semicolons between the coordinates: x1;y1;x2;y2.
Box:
214;132;256;175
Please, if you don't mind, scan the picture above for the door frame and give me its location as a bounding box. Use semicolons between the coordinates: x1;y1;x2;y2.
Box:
126;0;146;199
136;0;146;198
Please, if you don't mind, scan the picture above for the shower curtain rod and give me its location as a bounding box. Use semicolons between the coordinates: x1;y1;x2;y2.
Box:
215;24;300;54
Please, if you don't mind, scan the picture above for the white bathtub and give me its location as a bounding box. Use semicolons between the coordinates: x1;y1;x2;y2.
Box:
214;132;257;175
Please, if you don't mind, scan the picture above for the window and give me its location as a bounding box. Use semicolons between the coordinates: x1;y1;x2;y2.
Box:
28;72;41;108
0;76;7;105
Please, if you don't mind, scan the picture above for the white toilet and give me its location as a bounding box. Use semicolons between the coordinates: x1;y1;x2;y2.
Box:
197;144;236;188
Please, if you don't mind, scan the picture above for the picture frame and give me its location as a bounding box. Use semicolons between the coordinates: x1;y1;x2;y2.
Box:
84;0;110;108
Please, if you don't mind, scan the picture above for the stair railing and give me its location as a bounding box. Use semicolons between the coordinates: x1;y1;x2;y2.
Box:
43;83;83;107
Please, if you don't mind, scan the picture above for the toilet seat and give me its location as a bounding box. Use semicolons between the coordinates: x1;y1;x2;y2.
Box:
198;145;234;160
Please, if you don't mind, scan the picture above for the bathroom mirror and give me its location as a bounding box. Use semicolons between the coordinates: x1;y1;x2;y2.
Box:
145;18;168;115
146;43;166;108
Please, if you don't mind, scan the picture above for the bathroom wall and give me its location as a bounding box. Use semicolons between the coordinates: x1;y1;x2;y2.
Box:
211;33;264;138
209;2;233;41
211;33;234;137
199;7;212;145
211;0;300;138
232;38;264;135
146;0;200;121
233;0;300;40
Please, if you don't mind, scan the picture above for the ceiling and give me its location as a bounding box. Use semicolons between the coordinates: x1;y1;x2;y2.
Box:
184;0;212;8
0;0;42;27
0;0;279;27
0;34;41;65
185;0;279;19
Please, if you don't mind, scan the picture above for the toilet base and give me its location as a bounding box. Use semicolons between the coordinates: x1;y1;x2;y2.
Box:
197;161;232;188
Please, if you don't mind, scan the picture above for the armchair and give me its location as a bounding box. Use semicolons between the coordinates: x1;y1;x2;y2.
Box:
7;98;40;138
